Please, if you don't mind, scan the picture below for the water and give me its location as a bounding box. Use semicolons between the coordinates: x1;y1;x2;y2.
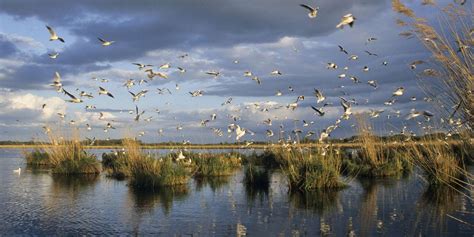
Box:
1;149;473;236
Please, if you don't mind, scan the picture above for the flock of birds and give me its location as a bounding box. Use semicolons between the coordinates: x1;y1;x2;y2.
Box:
29;2;467;158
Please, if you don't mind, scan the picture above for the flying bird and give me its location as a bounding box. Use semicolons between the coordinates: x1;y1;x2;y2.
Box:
299;4;319;18
338;45;348;54
314;89;325;103
364;50;378;56
46;25;65;42
311;106;325;116
132;63;153;70
62;89;83;103
98;37;115;46
99;87;114;98
50;72;63;92
48;52;59;59
392;87;405;96
336;14;356;29
271;70;282;76
206;71;220;77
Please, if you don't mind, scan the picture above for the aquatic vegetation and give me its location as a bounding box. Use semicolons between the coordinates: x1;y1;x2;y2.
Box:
101;151;130;179
343;114;412;177
125;139;190;189
242;150;282;168
406;139;472;188
129;156;189;189
24;148;51;167
40;132;100;175
191;153;242;177
274;148;347;191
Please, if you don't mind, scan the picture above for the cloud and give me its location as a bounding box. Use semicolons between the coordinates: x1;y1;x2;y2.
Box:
0;92;66;120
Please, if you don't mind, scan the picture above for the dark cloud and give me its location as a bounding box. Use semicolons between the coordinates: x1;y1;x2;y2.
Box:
0;34;18;56
0;0;388;66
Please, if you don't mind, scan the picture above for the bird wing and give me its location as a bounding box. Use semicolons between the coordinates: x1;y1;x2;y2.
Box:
62;89;77;100
314;89;322;99
129;91;136;97
98;37;106;43
46;25;56;37
299;4;314;11
311;106;324;116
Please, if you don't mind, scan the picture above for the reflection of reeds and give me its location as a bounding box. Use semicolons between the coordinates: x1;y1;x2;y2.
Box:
243;165;270;204
51;174;99;193
194;176;231;192
129;185;189;215
289;189;340;215
359;179;380;237
415;185;466;233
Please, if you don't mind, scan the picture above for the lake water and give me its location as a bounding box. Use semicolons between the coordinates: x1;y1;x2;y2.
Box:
1;148;473;236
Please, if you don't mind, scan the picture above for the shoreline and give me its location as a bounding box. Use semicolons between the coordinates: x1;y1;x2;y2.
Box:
0;141;467;149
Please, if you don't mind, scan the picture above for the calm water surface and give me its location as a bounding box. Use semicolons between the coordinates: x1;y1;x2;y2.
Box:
0;148;473;236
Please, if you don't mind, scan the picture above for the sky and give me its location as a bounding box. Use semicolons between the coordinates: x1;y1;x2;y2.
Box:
0;0;467;143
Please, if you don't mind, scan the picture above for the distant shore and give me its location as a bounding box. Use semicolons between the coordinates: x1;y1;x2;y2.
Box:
0;140;468;150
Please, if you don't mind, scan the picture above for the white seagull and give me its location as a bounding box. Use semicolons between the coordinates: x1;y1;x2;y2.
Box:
46;25;65;42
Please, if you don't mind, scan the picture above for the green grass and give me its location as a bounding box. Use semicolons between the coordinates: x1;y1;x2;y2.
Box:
274;148;347;191
52;152;101;175
129;156;189;189
24;149;51;167
102;152;130;179
191;153;242;177
342;148;412;178
242;150;282;168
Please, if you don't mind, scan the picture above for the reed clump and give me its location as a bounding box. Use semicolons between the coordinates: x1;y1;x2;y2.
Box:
191;153;242;177
242;150;282;168
392;0;473;128
125;139;189;189
102;151;130;179
343;114;411;177
39;131;100;175
274;147;346;191
24;148;51;167
406;137;472;188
